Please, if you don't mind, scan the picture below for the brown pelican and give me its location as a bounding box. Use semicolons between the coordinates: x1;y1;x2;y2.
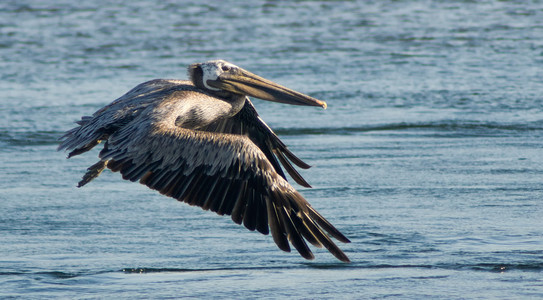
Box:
58;60;350;262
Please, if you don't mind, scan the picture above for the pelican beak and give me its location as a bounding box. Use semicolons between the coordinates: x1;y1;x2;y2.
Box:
207;68;327;109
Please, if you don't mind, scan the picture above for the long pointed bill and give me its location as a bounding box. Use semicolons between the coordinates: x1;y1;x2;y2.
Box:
207;69;327;109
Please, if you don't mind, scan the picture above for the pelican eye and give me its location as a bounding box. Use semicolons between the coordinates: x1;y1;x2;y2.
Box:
221;65;231;71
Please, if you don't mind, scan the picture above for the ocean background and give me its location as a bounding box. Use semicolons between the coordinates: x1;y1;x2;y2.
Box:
1;0;542;298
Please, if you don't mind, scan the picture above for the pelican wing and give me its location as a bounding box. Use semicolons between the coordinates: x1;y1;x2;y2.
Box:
200;99;313;188
58;79;195;157
98;113;350;262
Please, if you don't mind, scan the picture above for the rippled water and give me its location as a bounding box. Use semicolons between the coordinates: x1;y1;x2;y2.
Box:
1;1;542;298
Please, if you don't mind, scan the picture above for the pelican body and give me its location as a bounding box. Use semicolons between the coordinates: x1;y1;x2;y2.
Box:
59;60;350;262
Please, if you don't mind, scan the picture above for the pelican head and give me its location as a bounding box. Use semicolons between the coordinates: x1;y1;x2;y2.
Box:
188;60;327;108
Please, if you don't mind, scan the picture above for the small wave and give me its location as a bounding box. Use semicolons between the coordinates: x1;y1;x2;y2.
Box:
2;120;541;147
466;263;543;272
345;262;543;272
36;271;83;279
0;131;63;147
274;120;543;136
4;260;541;281
123;267;212;273
121;265;293;274
121;261;543;274
0;270;103;279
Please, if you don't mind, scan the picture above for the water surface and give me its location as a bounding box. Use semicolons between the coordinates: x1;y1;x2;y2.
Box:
1;1;542;298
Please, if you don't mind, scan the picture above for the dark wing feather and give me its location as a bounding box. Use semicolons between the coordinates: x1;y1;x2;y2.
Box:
199;99;312;188
97;115;350;262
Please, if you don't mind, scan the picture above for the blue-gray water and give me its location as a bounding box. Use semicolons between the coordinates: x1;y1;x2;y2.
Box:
1;0;542;298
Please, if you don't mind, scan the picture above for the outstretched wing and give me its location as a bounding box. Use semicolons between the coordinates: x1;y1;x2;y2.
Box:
98;112;350;262
200;99;313;188
59;81;310;189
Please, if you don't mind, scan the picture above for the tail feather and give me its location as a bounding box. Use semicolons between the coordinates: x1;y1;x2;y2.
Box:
58;116;105;157
78;160;108;187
